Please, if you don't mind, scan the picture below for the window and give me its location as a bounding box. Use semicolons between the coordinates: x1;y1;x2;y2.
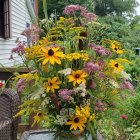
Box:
0;0;10;39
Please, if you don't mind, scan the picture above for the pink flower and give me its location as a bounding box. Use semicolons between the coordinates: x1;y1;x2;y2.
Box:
16;79;26;93
83;12;97;21
89;43;111;56
63;5;97;22
121;114;128;120
63;5;81;15
21;24;43;43
0;81;4;88
94;45;111;56
12;44;25;54
83;62;100;74
58;89;73;100
95;100;106;112
120;79;135;96
98;72;105;78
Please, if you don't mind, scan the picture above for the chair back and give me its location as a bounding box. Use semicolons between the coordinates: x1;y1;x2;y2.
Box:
0;88;20;140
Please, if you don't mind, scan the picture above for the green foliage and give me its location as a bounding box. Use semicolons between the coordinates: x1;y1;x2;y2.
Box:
94;0;138;16
99;16;140;49
39;0;139;18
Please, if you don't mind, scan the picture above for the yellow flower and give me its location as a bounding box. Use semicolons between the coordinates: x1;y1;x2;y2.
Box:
109;60;123;72
111;90;119;95
59;17;65;21
15;73;39;81
66;116;86;131
110;43;124;54
38;47;65;65
32;112;44;126
25;45;42;60
67;70;87;86
76;106;90;120
116;58;132;64
46;77;61;93
39;37;48;45
89;114;95;122
65;52;89;61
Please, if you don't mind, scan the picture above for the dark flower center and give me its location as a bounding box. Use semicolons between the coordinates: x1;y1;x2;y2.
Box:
74;117;79;123
49;82;53;86
38;113;43;117
114;48;118;51
48;49;54;56
115;63;119;67
75;74;80;78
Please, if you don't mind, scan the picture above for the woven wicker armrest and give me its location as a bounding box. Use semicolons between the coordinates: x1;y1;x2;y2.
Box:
0;88;20;140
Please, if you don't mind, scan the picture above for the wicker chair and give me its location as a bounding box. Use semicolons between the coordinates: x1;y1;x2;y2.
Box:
0;88;20;140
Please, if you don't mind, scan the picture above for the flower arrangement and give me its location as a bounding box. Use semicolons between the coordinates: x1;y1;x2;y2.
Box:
12;5;134;139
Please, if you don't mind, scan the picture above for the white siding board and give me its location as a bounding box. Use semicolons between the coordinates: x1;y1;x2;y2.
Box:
0;0;33;67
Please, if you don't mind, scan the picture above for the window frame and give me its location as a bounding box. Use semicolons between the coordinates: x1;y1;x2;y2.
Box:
0;0;11;39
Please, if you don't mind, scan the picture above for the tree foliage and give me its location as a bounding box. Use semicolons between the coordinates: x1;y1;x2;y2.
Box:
39;0;139;19
94;0;138;16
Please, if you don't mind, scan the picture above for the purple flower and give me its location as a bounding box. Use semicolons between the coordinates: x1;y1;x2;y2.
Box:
83;12;97;21
63;5;97;22
88;43;96;48
83;62;100;74
98;72;105;78
21;24;43;43
63;5;81;15
94;45;111;56
95;100;106;112
11;43;25;54
120;79;135;96
16;78;26;93
21;27;31;38
58;89;73;100
89;43;111;56
80;7;87;16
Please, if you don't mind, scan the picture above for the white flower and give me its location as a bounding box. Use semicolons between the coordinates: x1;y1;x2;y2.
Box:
54;115;68;126
58;68;72;76
60;108;68;116
73;83;87;97
109;79;120;88
121;71;132;81
81;92;86;97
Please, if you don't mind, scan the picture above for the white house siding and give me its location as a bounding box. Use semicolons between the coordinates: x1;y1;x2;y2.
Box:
0;0;32;67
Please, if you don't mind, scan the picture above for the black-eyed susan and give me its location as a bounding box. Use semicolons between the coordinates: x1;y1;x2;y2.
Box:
46;77;61;93
67;70;87;86
38;47;65;65
109;60;123;72
110;42;124;54
66;116;86;131
32;112;44;126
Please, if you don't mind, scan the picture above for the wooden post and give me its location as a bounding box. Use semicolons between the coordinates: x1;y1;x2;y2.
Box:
29;113;39;130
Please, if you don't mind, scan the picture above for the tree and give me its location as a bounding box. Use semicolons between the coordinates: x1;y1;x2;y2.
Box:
94;0;138;16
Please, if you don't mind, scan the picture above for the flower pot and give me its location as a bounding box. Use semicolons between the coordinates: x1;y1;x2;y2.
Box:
56;130;86;140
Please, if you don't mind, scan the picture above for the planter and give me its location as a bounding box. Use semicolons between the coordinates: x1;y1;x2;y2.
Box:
56;130;86;140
